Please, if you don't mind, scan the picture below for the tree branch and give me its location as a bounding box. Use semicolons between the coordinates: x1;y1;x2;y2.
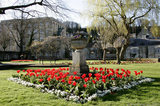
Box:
0;0;44;14
130;7;152;24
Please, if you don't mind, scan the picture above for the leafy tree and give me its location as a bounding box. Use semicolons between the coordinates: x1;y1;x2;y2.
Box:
151;22;160;38
88;0;160;64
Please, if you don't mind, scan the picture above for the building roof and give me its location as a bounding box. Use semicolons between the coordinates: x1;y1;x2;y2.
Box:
130;38;160;46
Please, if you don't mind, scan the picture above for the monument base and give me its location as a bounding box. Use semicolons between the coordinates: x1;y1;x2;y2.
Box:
69;65;89;76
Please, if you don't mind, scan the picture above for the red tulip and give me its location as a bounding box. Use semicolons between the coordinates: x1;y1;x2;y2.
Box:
36;74;39;77
92;80;96;84
29;73;35;76
72;81;77;86
107;69;110;74
62;74;67;79
59;72;63;76
88;73;92;77
68;81;72;85
96;77;100;81
95;68;98;70
55;76;60;81
51;75;54;79
134;71;138;76
66;72;69;75
73;71;77;75
124;74;127;77
121;69;125;72
83;84;87;88
84;78;89;82
140;71;143;73
47;77;51;81
94;73;101;78
127;70;131;74
102;71;105;75
111;78;115;80
81;74;86;79
61;79;66;83
39;79;43;82
99;67;103;71
102;79;106;83
17;70;20;73
67;67;69;71
116;69;119;72
75;76;80;80
119;75;122;79
102;75;106;79
69;75;73;81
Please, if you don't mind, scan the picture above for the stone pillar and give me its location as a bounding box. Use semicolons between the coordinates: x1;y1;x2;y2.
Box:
69;49;89;76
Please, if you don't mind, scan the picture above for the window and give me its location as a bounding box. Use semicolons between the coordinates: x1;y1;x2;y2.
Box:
156;48;160;53
146;35;149;39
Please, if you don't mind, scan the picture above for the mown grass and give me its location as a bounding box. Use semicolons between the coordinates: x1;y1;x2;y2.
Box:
0;63;160;106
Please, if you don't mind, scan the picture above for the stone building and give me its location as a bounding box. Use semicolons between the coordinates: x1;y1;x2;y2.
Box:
0;17;66;60
125;27;160;59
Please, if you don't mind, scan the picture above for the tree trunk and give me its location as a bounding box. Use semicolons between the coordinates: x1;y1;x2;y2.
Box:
119;43;129;60
145;45;148;58
3;49;6;61
116;47;121;64
103;49;106;63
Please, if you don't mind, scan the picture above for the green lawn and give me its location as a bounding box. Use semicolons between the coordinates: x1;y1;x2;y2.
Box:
0;63;160;106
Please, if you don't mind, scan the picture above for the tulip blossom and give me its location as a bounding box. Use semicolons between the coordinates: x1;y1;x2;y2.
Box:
81;74;86;79
111;78;115;80
17;70;20;73
39;79;43;82
72;81;77;86
47;77;51;81
88;73;92;77
73;71;77;75
83;84;87;88
102;79;106;83
61;79;66;83
68;81;72;85
75;76;80;80
92;80;96;84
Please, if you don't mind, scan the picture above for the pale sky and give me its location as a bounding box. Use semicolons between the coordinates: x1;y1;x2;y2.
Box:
64;0;90;27
0;0;90;27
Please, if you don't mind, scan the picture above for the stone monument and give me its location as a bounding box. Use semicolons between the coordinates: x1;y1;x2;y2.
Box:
69;32;89;76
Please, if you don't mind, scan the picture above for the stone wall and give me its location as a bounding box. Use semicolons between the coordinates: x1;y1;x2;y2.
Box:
0;51;19;61
125;45;160;59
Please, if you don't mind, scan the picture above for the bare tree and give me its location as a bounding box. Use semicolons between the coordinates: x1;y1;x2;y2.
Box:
0;25;11;52
5;12;30;57
0;25;11;60
30;41;44;63
3;10;40;58
30;36;67;64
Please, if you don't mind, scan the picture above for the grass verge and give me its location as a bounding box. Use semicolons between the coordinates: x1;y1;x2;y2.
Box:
0;63;160;106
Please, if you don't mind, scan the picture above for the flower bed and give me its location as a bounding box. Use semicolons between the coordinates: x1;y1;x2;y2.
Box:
87;60;156;65
11;60;34;62
9;67;155;103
